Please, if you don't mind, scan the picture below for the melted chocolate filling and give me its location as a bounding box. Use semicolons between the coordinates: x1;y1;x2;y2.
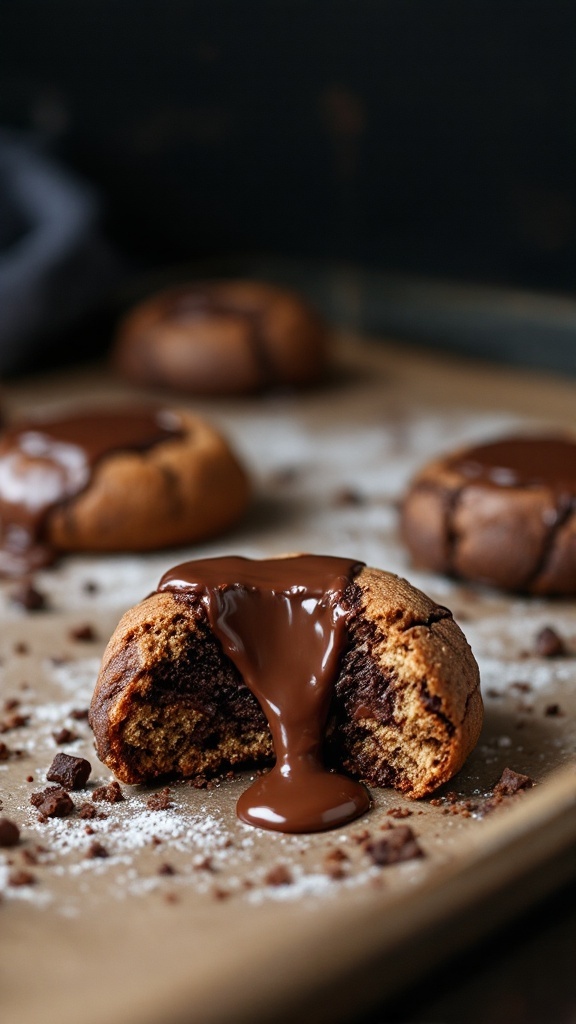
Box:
0;408;183;576
159;555;370;833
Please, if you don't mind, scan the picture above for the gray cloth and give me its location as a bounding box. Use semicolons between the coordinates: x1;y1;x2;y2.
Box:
0;131;119;371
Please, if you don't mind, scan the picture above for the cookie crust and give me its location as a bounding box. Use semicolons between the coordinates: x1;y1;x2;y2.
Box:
401;442;576;595
113;280;329;395
90;566;482;799
46;411;250;553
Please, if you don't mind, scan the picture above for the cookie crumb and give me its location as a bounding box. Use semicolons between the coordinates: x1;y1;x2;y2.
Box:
211;886;231;901
146;787;174;811
70;708;90;721
92;781;124;803
78;802;98;820
510;680;532;694
0;712;30;733
386;807;412;819
70;624;98;642
31;786;75;818
86;840;109;859
9;580;47;611
350;829;371;844
0;817;20;848
264;864;293;886
8;869;36;886
493;766;534;796
544;703;564;717
334;487;365;507
194;855;215;872
323;850;349;880
364;826;424;866
52;728;79;745
535;626;566;658
21;847;39;865
325;848;349;863
158;862;176;876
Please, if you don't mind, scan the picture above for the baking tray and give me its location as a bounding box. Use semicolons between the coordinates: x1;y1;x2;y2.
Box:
1;335;575;1024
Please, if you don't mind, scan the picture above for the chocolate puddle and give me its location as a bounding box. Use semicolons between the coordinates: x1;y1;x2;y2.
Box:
0;408;183;576
159;554;371;833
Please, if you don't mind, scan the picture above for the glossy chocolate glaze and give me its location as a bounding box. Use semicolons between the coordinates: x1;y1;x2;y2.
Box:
450;437;576;496
159;555;370;833
0;408;183;576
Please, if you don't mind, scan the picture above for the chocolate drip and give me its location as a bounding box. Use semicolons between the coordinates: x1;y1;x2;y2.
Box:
159;554;370;833
0;408;183;576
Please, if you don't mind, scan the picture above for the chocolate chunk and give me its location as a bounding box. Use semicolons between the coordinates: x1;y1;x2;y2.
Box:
0;742;11;761
92;780;124;803
365;825;424;866
85;841;109;859
46;752;92;790
8;869;36;886
0;817;20;847
493;767;535;796
211;886;231;900
545;703;564;717
9;581;47;611
334;487;365;507
0;712;30;733
70;708;90;721
535;626;567;658
158;862;176;876
34;787;75;818
52;728;79;745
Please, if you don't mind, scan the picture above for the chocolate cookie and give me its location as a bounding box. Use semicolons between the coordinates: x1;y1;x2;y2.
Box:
112;280;329;395
0;408;250;575
401;436;576;595
89;555;482;832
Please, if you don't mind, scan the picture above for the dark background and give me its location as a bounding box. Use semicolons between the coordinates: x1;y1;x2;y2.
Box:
2;1;569;288
2;0;575;292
